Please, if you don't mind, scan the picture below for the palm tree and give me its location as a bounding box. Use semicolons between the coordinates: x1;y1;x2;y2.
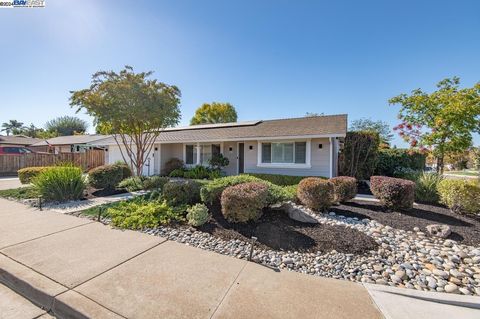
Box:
1;120;24;136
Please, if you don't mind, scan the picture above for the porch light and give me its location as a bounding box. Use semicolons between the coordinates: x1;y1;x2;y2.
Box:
249;145;253;150
318;144;323;149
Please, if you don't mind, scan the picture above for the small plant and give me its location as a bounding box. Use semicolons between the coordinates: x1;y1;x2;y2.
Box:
17;167;50;184
118;176;145;192
221;182;269;223
88;164;127;190
162;180;201;206
297;177;334;211
183;165;212;179
163;158;184;176
108;199;183;229
33;166;86;202
414;172;443;204
208;154;229;171
329;176;357;203
370;176;415;210
186;203;210;226
143;176;169;190
438;179;480;215
169;168;187;178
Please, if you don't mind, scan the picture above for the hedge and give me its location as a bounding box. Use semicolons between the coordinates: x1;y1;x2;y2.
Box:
339;131;380;180
18;167;50;184
375;148;426;177
245;173;318;186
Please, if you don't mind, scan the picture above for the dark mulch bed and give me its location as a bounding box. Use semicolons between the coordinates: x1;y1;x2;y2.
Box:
331;200;480;246
199;206;378;255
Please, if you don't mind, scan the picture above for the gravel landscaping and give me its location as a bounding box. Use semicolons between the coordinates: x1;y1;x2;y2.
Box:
72;198;480;296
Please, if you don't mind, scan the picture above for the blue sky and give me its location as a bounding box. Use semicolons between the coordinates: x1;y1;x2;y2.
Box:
1;0;479;147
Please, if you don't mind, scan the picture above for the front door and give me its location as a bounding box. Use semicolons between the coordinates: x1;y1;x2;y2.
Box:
238;143;244;174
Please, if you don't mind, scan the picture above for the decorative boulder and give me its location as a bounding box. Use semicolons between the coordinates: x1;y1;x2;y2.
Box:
426;224;451;238
281;202;318;224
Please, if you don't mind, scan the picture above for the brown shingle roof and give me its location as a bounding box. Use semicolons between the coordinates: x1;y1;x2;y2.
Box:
0;135;42;146
90;114;347;145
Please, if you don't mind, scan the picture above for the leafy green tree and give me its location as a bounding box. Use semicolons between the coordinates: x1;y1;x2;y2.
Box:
190;102;237;125
1;120;24;136
389;77;480;173
350;118;393;146
70;66;181;176
45;116;88;136
18;124;45;138
304;112;324;117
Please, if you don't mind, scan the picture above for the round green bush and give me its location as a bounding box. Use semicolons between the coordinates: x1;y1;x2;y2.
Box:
88;164;126;190
297;177;334;211
169;168;186;178
33;166;85;202
17;167;50;184
162;180;201;206
221;182;269;223
438;179;480;215
370;176;415;210
329;176;357;203
186;203;210;226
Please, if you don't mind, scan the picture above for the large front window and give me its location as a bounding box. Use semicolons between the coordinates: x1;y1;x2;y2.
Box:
185;143;221;165
261;141;307;164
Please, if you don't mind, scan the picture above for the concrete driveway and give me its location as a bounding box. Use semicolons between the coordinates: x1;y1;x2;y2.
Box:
0;177;22;190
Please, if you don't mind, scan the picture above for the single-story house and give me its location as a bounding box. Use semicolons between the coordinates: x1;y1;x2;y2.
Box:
0;135;47;152
90;114;347;178
30;134;109;154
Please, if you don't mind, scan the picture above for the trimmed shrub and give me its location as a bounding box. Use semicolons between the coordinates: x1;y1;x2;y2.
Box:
200;175;261;205
375;148;426;177
414;173;443;204
109;199;182;229
370;176;415;210
88;164;125;190
438;179;480;215
297;177;334;211
330;176;357;203
162;180;201;206
163;158;184;176
143;176;169;190
18;167;50;184
221;182;269;223
339;131;380;180
33;166;85;202
116;163;132;180
200;174;295;206
186;203;210;226
118;176;144;192
245;173;312;186
208;154;229;170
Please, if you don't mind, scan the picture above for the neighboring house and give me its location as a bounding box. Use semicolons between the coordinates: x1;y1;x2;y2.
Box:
0;135;46;152
91;114;347;177
30;134;109;154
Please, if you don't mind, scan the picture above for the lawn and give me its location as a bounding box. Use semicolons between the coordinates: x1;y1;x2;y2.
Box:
444;170;479;177
0;186;39;200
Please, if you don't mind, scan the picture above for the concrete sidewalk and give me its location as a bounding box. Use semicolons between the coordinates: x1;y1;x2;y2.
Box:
2;198;478;319
0;198;382;318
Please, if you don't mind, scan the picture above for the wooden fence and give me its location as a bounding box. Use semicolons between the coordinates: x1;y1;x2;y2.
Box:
0;150;105;175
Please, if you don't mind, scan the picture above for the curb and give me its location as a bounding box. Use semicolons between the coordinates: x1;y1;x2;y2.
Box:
0;255;118;319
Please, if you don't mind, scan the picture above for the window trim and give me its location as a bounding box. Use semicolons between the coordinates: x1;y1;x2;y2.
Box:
257;140;311;169
183;142;223;166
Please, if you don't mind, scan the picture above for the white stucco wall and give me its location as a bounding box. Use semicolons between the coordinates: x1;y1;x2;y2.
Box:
107;145;155;176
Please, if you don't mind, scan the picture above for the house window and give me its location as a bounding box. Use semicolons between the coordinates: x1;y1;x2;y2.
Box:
185;145;196;165
261;141;307;164
186;143;221;165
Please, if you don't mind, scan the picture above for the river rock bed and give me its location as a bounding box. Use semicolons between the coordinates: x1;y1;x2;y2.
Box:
76;201;480;296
